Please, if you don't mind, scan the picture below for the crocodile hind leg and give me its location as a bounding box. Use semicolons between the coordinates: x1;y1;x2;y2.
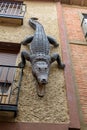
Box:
47;36;59;47
21;35;34;45
18;51;31;68
51;53;65;69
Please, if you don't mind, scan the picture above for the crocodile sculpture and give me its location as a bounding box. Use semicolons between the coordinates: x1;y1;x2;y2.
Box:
19;17;65;97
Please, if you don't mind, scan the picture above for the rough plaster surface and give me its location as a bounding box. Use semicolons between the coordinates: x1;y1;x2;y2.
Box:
0;1;69;123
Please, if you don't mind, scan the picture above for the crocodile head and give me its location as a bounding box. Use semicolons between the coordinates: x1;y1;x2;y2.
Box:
32;61;49;85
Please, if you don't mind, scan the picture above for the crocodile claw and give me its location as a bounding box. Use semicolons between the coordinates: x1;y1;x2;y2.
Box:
18;62;25;68
58;64;65;69
54;44;59;47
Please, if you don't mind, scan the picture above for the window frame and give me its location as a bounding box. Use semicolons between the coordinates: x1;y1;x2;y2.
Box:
81;13;87;41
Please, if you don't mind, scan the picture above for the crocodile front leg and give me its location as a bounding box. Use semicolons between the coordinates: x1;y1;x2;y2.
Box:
18;51;31;68
47;36;59;47
21;35;34;45
50;53;65;69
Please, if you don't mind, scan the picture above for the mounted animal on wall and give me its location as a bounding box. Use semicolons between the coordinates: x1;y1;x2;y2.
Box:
19;18;65;97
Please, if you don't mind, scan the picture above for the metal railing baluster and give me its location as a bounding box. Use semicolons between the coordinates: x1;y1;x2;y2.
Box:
5;3;11;15
16;68;23;105
0;67;3;78
0;2;4;13
0;67;3;103
13;3;18;16
1;2;7;14
8;68;16;104
10;3;15;15
0;67;10;103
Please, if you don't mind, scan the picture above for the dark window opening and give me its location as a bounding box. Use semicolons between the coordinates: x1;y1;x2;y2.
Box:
81;13;87;40
0;82;11;95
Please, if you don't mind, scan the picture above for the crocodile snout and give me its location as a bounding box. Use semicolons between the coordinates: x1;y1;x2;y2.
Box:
38;75;48;85
41;78;47;84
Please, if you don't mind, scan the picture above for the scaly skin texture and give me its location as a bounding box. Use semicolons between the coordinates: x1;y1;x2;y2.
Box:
19;18;65;97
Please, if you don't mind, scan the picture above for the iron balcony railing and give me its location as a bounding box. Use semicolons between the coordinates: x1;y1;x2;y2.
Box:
0;65;23;117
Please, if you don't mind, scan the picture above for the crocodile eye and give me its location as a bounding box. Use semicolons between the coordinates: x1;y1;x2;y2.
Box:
38;67;41;71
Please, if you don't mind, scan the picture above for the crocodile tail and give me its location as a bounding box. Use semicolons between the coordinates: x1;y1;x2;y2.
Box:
29;17;38;30
30;17;38;21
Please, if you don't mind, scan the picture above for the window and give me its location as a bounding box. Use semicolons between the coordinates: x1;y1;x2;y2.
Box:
81;13;87;41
